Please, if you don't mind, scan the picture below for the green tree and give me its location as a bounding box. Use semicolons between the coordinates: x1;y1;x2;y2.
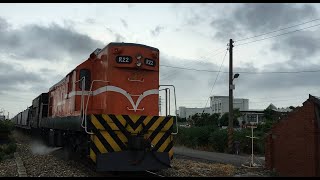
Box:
177;116;186;123
190;113;200;126
207;113;220;128
192;113;208;127
263;108;275;121
219;109;241;127
191;113;220;127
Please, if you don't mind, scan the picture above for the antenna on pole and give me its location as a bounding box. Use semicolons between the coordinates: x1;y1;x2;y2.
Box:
242;124;263;168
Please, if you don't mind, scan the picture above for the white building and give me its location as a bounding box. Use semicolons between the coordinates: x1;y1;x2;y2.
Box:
210;95;249;114
178;96;249;119
178;106;212;119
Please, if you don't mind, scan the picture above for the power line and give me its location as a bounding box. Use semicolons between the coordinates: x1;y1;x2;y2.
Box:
235;18;320;42
202;49;228;112
160;48;226;80
160;47;227;80
160;65;221;73
234;23;320;47
160;64;320;74
235;70;320;74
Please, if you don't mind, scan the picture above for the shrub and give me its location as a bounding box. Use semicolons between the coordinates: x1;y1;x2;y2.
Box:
234;129;251;154
174;125;266;155
0;120;17;162
0;120;15;132
208;129;228;152
0;151;5;161
0;142;17;162
174;126;217;148
234;128;265;155
3;142;17;154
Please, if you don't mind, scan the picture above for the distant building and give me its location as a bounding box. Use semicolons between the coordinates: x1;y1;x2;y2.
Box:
178;95;293;127
239;104;292;127
267;103;293;113
210;95;249;114
239;109;265;126
178;106;212;119
178;95;249;119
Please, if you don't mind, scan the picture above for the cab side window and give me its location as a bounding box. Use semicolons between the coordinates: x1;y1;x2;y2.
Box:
79;69;91;90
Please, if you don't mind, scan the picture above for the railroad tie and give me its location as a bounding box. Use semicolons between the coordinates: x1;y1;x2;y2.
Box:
14;152;28;177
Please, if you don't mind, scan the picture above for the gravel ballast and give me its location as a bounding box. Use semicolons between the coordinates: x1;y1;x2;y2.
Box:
0;130;274;177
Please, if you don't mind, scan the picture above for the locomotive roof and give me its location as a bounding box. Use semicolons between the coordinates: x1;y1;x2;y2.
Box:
103;42;159;52
49;42;159;91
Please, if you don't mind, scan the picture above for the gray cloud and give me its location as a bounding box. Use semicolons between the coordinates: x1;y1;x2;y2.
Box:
0;61;44;93
271;32;320;60
210;18;243;41
106;27;126;42
121;18;128;28
209;4;318;41
235;63;320;99
159;53;320;108
234;4;317;33
186;13;202;26
0;17;104;62
115;34;126;42
0;17;10;31
85;18;96;24
151;26;165;37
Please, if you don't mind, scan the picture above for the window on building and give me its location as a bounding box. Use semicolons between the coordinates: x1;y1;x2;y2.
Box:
79;69;91;90
247;114;255;122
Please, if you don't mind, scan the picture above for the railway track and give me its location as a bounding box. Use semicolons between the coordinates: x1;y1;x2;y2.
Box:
100;170;165;177
145;170;165;177
58;151;166;177
13;129;167;177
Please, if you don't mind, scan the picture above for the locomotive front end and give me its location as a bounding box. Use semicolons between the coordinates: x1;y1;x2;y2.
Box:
81;43;176;171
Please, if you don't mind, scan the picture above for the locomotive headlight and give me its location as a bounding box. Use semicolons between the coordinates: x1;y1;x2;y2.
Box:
136;61;142;67
136;55;142;60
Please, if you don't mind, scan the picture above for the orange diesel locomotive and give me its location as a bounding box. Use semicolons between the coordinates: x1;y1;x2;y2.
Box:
13;42;178;171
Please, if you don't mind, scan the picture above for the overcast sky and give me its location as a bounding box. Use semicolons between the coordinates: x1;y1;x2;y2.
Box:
0;3;320;117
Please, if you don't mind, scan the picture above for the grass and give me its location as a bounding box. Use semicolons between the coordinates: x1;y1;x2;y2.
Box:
0;119;17;161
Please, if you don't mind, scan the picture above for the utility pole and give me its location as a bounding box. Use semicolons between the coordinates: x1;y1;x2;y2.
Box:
228;39;234;154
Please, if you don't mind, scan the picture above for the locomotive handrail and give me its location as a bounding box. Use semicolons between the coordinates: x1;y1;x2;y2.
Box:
159;85;178;135
84;80;110;135
128;77;144;82
159;88;170;116
74;76;86;129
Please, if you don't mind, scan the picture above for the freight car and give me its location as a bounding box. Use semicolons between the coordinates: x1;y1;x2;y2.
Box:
12;42;178;172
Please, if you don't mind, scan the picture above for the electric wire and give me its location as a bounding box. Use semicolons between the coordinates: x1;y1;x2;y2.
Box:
202;49;228;113
235;18;320;42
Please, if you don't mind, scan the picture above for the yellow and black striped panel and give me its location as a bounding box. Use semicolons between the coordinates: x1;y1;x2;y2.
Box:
88;114;174;163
